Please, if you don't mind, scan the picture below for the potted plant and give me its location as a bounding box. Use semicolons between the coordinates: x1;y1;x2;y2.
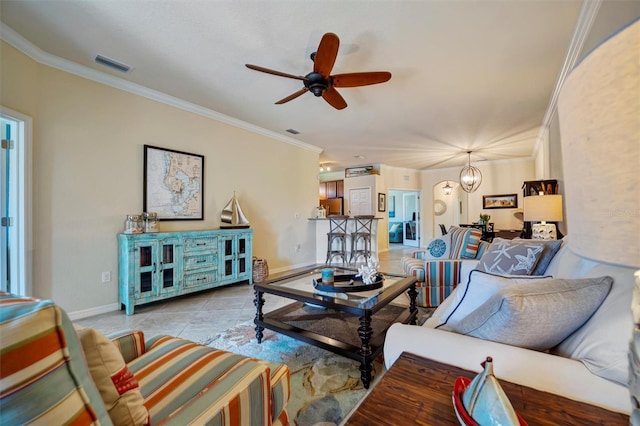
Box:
479;213;491;225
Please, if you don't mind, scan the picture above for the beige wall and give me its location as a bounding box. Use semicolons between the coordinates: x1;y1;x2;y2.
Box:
1;41;320;315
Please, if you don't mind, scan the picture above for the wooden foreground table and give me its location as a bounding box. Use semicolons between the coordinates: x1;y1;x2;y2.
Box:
344;352;629;425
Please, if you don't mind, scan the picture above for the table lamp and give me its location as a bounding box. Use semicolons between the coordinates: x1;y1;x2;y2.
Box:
523;195;563;240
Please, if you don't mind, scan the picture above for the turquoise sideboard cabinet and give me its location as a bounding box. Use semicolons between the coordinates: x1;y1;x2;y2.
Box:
118;229;253;314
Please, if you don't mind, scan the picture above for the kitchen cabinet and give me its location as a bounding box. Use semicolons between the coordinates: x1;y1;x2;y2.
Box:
319;180;344;200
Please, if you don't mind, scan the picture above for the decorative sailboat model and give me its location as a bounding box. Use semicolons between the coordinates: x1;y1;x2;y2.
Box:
220;192;250;228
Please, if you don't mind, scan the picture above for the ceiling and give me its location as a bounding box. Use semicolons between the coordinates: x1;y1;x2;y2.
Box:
0;1;637;171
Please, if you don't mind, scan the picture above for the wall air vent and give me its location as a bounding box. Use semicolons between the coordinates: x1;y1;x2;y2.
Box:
94;54;132;73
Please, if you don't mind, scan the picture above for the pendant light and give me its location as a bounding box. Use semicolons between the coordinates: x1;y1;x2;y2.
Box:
443;181;453;195
459;151;482;193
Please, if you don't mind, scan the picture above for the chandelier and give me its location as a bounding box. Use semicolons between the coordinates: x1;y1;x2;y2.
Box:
443;181;453;195
459;151;482;193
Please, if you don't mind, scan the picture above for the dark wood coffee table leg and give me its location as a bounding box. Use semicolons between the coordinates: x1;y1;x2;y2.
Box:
408;283;418;325
357;311;373;389
254;289;265;343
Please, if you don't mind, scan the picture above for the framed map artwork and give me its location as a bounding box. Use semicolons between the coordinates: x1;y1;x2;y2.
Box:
144;145;204;220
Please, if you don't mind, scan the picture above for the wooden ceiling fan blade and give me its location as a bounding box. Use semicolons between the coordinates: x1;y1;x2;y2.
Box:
322;87;347;110
313;33;339;78
275;88;309;104
332;72;392;88
245;64;308;81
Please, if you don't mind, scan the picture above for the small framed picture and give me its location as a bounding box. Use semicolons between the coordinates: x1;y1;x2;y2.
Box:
482;194;518;209
378;193;386;212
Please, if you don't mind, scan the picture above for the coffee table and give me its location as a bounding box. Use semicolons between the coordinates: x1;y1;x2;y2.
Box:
253;265;417;389
345;352;630;425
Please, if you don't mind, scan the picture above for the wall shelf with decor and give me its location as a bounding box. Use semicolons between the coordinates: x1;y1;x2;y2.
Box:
118;228;252;314
521;179;559;238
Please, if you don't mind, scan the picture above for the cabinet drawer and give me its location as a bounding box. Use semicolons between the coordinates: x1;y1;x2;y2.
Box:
184;236;218;252
184;269;217;288
184;253;217;271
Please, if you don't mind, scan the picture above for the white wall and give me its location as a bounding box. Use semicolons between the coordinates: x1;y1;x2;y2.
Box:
421;158;535;242
1;41;320;315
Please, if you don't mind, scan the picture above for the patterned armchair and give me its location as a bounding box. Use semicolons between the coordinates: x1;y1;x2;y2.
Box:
401;226;490;307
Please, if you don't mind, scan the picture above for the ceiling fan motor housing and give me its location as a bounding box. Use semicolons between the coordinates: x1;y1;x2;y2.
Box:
304;72;329;96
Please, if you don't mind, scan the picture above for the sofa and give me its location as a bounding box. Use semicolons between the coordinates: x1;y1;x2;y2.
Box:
401;226;490;307
385;237;635;415
0;292;290;425
389;222;403;243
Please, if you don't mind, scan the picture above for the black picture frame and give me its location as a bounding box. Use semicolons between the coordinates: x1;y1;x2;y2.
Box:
482;194;518;209
143;145;204;220
378;193;386;212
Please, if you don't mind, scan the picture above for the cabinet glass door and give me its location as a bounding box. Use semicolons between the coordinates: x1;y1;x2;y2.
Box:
238;236;247;274
223;237;234;278
135;242;156;297
159;238;179;294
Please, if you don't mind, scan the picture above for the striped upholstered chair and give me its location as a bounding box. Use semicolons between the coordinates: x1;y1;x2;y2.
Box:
0;292;290;425
401;226;490;307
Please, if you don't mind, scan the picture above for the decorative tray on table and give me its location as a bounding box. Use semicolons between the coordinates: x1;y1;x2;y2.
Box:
312;273;384;293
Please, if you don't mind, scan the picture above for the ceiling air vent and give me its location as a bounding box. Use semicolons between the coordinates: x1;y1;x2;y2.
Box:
286;129;300;135
94;54;132;73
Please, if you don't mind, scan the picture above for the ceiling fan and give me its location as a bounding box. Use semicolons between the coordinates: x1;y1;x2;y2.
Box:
245;32;391;110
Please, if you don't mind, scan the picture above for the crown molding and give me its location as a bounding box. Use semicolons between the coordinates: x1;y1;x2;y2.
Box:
0;22;322;154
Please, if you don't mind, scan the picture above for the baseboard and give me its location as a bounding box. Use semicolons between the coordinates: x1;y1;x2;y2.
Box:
67;303;119;321
68;264;324;320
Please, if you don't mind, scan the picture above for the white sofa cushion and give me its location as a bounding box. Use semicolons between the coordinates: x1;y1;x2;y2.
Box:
383;324;630;414
443;276;613;350
434;270;551;329
552;262;637;386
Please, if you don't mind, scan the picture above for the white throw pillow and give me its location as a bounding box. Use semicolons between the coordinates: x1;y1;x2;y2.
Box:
445;276;613;351
422;233;451;259
435;270;552;329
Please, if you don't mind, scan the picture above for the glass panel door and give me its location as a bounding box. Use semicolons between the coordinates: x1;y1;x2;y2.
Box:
403;192;420;247
159;238;179;293
1;118;17;293
135;242;156;296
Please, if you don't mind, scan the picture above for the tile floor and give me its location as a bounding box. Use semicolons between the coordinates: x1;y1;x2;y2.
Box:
74;244;418;343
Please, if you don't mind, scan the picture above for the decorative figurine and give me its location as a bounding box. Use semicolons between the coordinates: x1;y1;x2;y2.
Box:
356;257;380;284
453;357;524;425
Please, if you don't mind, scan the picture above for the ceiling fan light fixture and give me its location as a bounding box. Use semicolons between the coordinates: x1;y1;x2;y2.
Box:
459;151;482;193
245;32;391;110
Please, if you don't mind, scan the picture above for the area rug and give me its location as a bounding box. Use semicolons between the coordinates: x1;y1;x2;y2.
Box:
200;320;384;426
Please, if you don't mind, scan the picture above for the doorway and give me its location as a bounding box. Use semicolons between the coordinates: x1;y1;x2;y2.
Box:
388;189;420;248
1;107;32;296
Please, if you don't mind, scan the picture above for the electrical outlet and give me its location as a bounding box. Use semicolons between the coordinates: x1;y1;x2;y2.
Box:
101;271;111;283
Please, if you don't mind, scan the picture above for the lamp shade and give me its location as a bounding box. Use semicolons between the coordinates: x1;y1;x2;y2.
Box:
557;18;639;268
523;195;563;223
